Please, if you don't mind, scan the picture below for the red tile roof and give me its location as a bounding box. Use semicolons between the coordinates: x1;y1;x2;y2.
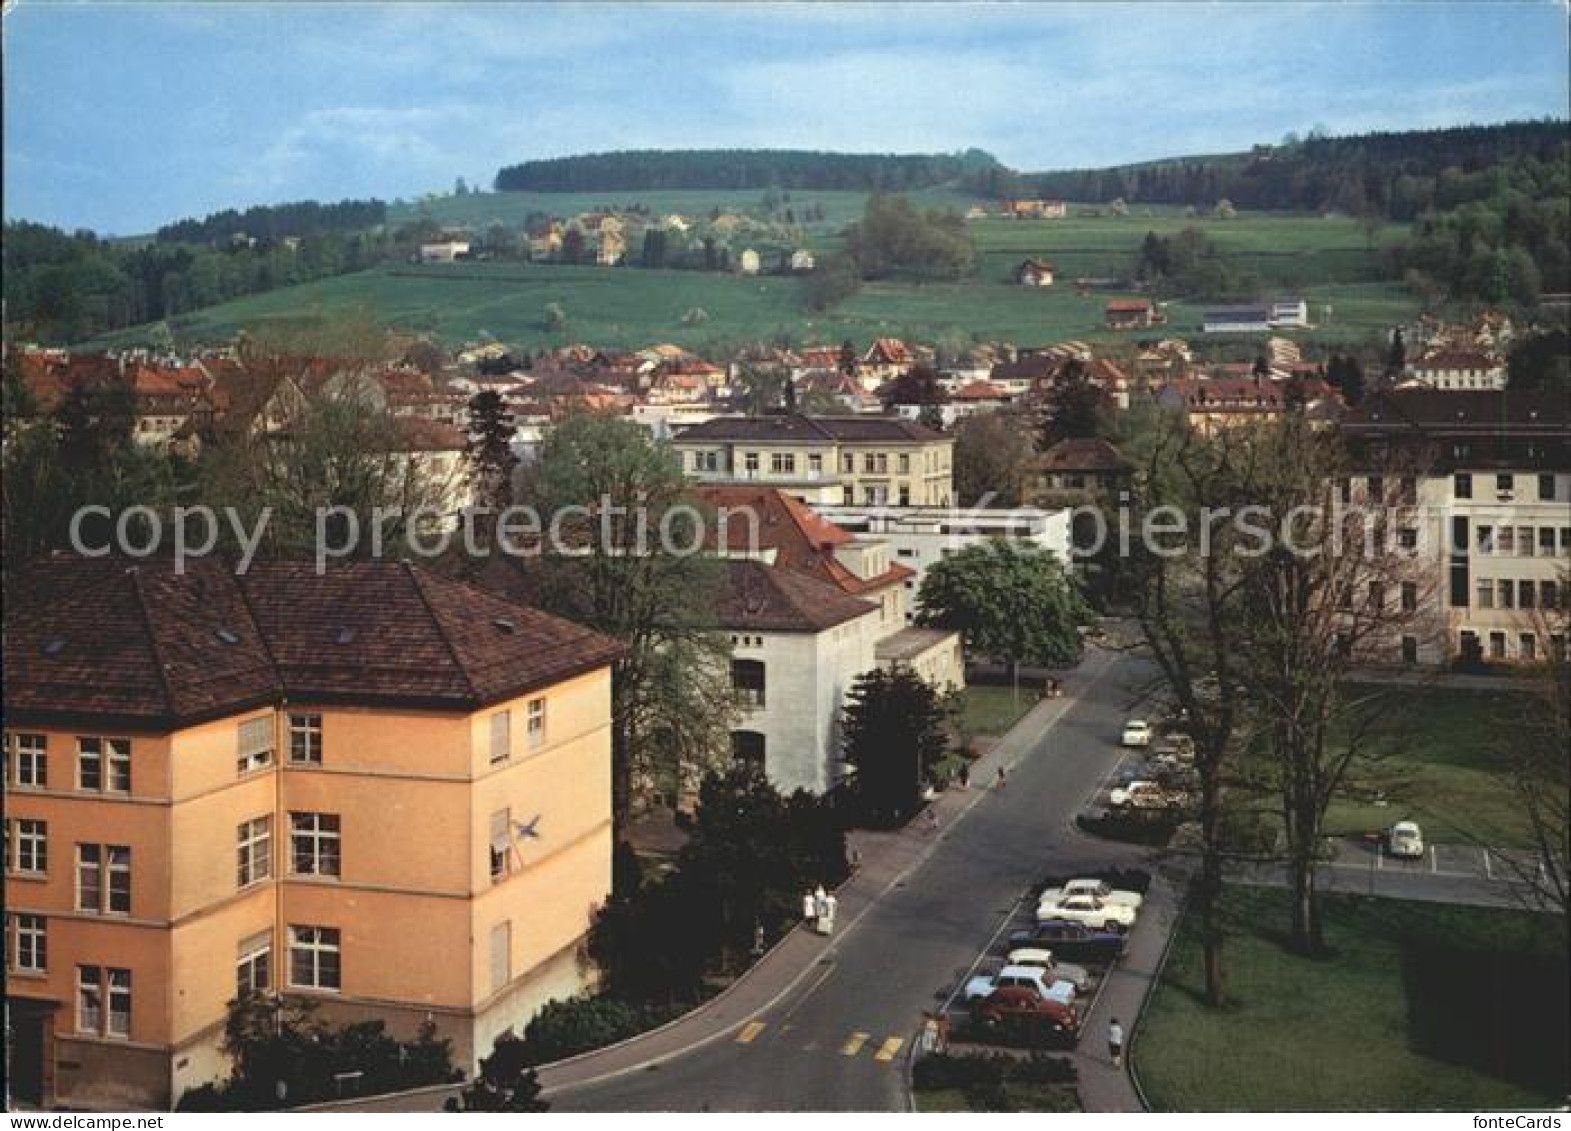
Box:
1035;437;1134;473
4;557;622;726
714;559;877;633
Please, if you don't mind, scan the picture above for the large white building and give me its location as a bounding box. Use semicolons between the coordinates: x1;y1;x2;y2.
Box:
809;504;1074;623
1343;389;1570;665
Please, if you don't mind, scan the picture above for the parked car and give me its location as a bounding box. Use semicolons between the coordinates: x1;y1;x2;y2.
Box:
1109;780;1189;810
1035;893;1137;931
1039;878;1144;912
1121;719;1152;747
1386;820;1424;859
970;984;1080;1039
1009;919;1128;964
965;963;1077;1008
1003;947;1091;992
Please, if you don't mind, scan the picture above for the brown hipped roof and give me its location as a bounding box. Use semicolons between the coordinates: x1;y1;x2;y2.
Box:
4;556;622;727
714;559;877;633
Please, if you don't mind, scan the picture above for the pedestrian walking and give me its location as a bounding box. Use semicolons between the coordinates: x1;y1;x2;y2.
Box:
926;807;938;831
996;765;1008;790
959;763;971;790
802;888;818;928
1108;1018;1125;1068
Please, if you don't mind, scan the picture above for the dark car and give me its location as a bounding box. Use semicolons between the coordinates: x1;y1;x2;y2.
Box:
1008;918;1127;964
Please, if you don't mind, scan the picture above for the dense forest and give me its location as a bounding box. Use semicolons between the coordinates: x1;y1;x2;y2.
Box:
495;148;1007;193
3;221;387;344
155;198;386;244
1023;121;1567;217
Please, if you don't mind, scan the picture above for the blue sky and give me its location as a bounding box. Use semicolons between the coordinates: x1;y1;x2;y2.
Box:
5;1;1568;235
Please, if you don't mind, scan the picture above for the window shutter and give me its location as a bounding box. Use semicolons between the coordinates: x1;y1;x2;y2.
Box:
239;717;273;758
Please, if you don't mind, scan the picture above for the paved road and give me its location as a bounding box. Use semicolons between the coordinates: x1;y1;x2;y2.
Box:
550;647;1154;1112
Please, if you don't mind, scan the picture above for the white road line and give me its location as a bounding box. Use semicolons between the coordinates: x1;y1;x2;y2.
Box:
1430;845;1438;874
941;894;1029;1015
1484;848;1493;879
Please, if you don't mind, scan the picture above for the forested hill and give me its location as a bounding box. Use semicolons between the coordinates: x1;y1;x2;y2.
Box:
494;148;1009;193
156;199;386;244
1024;120;1568;220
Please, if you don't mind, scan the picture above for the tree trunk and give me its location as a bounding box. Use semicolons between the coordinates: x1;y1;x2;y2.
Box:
1197;775;1227;1006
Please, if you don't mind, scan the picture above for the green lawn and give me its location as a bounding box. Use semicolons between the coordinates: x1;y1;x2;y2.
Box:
1321;683;1532;848
1137;887;1567;1111
88;204;1422;353
957;684;1037;738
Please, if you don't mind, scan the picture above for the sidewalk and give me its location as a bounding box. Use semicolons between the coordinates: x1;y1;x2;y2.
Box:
1072;875;1183;1112
320;664;1098;1113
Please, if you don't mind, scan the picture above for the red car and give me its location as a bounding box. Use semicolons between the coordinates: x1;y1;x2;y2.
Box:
972;984;1080;1042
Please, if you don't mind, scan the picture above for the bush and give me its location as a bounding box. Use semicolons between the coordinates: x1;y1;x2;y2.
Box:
914;1052;1077;1111
521;995;648;1062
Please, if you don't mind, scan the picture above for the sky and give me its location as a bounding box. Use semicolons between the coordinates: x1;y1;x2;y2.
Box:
4;1;1568;235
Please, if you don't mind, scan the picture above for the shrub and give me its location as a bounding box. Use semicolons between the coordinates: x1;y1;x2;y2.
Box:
521;995;647;1062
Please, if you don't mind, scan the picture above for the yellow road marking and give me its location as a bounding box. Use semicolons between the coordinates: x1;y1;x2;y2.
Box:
841;1031;871;1056
874;1037;904;1062
736;1021;766;1045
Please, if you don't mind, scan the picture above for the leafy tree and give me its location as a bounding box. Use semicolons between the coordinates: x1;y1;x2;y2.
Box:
528;410;736;821
917;540;1088;681
448;1034;548;1112
560;227;586;264
843;194;976;281
640;227;669;269
953;411;1035;506
1383;326;1406;384
1043;367;1111;443
1507;329;1571;396
801;253;862;311
543;301;567;332
1325;354;1367;405
879;365;946;408
842;666;953;826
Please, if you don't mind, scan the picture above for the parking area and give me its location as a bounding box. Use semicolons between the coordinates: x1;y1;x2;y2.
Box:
1324;836;1542;884
929;870;1148;1056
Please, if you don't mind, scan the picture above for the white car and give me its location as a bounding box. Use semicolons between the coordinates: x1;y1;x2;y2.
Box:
1036;893;1137;931
964;964;1077;1005
1039;878;1144;912
1387;821;1424;859
1003;947;1092;992
1109;780;1186;809
1121;719;1152;747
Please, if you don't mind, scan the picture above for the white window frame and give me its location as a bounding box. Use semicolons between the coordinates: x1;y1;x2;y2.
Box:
13;818;47;876
289;812;341;878
236;816;273;888
8;733;47;789
236;931;272;996
76;844;131;915
489;808;513;883
288;713;323;765
526;698;546;752
78;737;131;793
288;925;341;991
237;716;274;775
10;912;47;973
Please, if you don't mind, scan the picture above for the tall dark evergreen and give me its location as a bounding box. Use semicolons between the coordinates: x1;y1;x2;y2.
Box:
465;390;518;510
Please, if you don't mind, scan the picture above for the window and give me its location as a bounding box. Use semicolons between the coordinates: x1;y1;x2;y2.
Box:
77;845;131;914
1521;580;1537;609
744;452;759;473
526;698;546;752
1489;631;1507;659
1367;582;1385;609
1518;526;1534;557
10;913;46;973
730;730;766;773
1453;473;1472;499
731;659;766;708
841;453;854;474
1476;525;1494;554
489;710;511;764
1499;579;1515;609
1543;580;1560;610
808;453;823;474
1497;473;1514;496
1398;527;1418;551
1540;473;1557;502
11;819;47;876
1540;528;1557;556
1401;582;1418;612
1398;477;1417;505
288;926;341;990
490;921;512;994
236;931;272;996
290;812;341;878
1520;634;1537;661
770;452;796;475
236;816;273;888
237;716;273;774
77;966;131;1038
898;453;910;474
1367;475;1384;502
78;737;130;794
1562;527;1571;555
489;809;512;883
1401;636;1419;665
1498;527;1515;555
8;734;47;788
288;714;323;765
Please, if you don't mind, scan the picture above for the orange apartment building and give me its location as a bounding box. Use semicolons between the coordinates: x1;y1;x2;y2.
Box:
3;556;622;1110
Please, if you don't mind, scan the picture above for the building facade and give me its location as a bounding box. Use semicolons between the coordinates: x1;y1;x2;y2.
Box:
3;558;621;1109
672;414;954;506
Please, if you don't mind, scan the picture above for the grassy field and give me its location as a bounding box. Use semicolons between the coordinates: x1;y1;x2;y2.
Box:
956;684;1038;738
1317;682;1534;848
90;196;1420;353
1137;887;1567;1111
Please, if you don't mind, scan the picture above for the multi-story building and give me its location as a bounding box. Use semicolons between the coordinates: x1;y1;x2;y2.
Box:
809;504;1074;624
672;414;953;507
1342;389;1571;665
3;557;622;1109
1399;350;1507;391
701;487;964;796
